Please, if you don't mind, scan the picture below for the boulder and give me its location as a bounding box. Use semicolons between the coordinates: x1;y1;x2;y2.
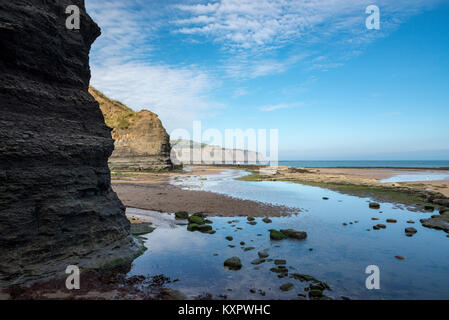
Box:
405;227;418;236
369;202;381;209
433;199;449;206
224;257;242;270
269;230;287;240
188;215;205;225
175;211;189;219
280;229;307;240
280;283;294;291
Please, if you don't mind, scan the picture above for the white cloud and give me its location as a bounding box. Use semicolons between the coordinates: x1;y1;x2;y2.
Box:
260;103;302;112
90;61;221;131
173;0;443;53
86;0;222;130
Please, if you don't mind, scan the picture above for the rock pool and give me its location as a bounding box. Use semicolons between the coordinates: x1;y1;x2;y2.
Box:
126;168;449;299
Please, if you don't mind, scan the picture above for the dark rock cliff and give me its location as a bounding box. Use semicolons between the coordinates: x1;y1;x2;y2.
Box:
0;0;139;286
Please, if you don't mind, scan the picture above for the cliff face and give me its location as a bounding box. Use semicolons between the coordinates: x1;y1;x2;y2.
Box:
171;140;265;165
0;0;139;286
89;87;173;171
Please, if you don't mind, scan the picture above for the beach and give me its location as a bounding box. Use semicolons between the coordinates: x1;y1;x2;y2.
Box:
112;166;449;211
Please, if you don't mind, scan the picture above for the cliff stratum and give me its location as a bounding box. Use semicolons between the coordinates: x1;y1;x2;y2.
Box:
0;0;139;286
89;87;173;171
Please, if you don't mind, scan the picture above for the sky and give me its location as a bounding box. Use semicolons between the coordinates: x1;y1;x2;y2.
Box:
85;0;449;160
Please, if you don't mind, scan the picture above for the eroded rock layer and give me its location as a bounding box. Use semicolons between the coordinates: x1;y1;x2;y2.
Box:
0;0;139;286
89;87;173;171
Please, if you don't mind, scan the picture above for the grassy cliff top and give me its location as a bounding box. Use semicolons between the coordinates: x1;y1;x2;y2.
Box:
89;86;142;130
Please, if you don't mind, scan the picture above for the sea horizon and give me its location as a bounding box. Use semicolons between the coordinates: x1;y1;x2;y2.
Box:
277;160;449;168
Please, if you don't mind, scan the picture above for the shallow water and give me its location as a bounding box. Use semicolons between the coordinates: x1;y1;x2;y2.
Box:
127;168;449;300
381;173;449;183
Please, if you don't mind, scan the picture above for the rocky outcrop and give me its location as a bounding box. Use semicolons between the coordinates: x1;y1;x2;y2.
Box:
0;0;139;286
89;87;173;171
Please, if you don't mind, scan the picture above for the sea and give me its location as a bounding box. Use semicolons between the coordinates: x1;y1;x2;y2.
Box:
278;160;449;168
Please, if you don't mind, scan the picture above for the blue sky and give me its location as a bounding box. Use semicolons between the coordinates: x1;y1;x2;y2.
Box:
86;0;449;160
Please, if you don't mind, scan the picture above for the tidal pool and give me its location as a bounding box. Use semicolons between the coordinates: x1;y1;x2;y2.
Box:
381;173;449;183
126;168;449;300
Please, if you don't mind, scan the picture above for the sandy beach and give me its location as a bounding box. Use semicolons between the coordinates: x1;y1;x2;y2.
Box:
113;182;298;217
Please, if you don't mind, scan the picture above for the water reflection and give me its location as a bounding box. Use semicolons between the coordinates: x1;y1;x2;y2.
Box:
127;169;449;300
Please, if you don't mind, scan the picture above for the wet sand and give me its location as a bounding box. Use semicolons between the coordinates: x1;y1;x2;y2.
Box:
113;183;298;217
269;166;449;197
112;166;449;217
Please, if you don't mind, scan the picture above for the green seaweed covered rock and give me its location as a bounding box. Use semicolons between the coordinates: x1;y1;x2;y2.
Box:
187;223;199;231
269;229;287;240
224;257;242;270
280;229;307;240
188;215;205;225
175;211;189;219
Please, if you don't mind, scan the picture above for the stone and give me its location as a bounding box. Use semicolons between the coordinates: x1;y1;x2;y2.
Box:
309;290;323;298
197;225;213;233
270;267;288;274
247;217;255;221
188;216;205;225
369;202;381;209
280;229;307;240
258;250;269;258
291;274;317;282
224;257;242;270
269;230;287;240
395;255;405;260
130;223;155;236
280;283;294;291
424;205;435;211
420;217;449;233
247;221;257;225
175;211;189;219
262;217;272;223
371;218;379;221
187;224;199;231
274;259;287;265
225;236;233;241
386;219;397;223
407;220;415;224
322;197;329;200
251;259;265;265
432;199;449;207
90;87;173;171
405;227;418;236
0;0;139;286
243;247;255;251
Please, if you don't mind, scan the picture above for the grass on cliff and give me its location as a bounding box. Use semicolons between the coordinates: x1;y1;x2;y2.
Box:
89;86;140;130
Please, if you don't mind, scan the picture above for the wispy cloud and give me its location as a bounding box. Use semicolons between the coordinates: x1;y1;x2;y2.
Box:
86;0;222;130
90;61;221;131
173;0;442;54
260;103;302;112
